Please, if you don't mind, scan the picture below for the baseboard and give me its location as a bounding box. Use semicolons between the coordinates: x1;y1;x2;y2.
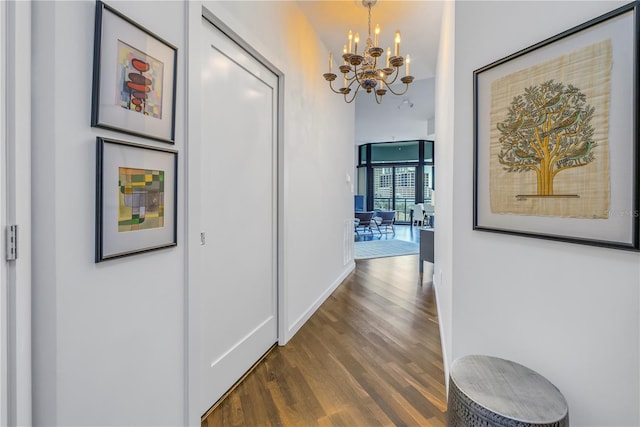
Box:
284;262;356;343
432;272;450;399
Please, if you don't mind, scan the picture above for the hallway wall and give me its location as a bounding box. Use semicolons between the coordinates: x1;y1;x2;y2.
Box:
433;0;455;386
438;1;640;425
31;1;354;426
31;2;187;425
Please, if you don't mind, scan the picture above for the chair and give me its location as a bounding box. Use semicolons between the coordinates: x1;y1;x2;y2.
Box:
354;211;376;235
411;203;426;226
373;210;396;234
424;203;435;228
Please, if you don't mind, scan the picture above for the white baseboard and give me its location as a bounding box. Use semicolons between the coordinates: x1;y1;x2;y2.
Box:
284;262;356;343
433;272;450;399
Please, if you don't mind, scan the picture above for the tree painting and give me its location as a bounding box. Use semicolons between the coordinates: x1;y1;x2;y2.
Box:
496;80;596;197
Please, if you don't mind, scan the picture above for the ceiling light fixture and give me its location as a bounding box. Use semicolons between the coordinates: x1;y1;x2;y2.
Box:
322;0;413;104
398;98;414;109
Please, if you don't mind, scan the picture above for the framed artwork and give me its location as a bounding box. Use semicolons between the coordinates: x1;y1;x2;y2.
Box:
473;2;639;251
96;137;178;262
92;1;177;143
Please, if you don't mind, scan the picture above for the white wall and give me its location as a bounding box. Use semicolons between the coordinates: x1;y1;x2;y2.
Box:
433;0;455;388
355;78;435;144
31;2;187;425
438;2;640;425
31;1;355;425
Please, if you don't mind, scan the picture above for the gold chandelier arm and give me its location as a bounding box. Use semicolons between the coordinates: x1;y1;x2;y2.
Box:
346;74;359;90
344;84;361;103
384;82;410;96
374;90;383;104
350;63;365;86
327;80;346;94
383;67;401;86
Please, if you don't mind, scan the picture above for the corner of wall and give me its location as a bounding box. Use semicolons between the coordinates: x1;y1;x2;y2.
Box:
433;0;455;384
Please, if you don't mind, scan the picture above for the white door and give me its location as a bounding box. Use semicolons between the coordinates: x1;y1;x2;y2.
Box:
198;18;279;414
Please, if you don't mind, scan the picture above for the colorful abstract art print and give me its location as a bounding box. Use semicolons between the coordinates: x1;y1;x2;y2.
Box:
118;167;165;232
96;137;177;262
92;1;177;142
116;40;164;119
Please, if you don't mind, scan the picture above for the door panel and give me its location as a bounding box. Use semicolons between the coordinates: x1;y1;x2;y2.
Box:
199;18;278;415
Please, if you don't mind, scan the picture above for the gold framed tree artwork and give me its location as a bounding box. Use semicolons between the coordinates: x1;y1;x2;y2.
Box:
496;80;599;200
491;40;611;218
473;2;639;251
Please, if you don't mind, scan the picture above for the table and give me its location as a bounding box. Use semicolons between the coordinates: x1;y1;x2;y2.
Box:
448;355;569;427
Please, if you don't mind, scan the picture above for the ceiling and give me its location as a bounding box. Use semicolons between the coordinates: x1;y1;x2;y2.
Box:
297;0;444;81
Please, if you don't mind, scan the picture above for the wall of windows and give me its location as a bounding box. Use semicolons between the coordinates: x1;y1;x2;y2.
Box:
357;140;434;223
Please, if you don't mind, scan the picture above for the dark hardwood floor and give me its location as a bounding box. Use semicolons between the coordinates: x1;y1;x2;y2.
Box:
202;251;446;426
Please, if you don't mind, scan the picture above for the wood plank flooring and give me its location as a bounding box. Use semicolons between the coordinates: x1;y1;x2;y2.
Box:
202;255;446;426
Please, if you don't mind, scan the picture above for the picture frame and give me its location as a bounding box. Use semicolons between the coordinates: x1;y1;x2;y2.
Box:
92;1;177;143
473;2;639;251
96;137;178;262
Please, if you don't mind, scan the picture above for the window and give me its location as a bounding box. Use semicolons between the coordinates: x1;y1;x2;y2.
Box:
424;166;434;204
379;173;392;188
371;141;419;163
357;140;434;223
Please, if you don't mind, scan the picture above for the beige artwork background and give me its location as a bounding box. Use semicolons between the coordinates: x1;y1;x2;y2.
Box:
489;39;611;218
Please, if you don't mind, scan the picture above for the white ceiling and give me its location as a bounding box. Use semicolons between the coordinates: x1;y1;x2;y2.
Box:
297;0;444;81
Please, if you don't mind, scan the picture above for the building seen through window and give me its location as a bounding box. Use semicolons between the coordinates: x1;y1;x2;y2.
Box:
357;140;434;223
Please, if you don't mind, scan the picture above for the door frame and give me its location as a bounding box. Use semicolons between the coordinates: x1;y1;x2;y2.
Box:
1;1;6;421
185;4;285;426
2;1;32;425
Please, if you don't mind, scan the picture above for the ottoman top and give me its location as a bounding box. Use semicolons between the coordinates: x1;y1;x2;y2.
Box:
450;355;568;423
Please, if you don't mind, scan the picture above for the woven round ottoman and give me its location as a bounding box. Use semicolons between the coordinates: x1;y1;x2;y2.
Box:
447;355;569;427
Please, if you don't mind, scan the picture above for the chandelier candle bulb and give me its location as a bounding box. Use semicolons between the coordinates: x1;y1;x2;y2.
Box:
394;31;401;57
406;54;410;76
374;24;380;46
386;47;390;67
348;30;353;53
329;52;333;73
354;33;360;54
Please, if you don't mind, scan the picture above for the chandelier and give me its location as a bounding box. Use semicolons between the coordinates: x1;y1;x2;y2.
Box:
322;0;413;104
